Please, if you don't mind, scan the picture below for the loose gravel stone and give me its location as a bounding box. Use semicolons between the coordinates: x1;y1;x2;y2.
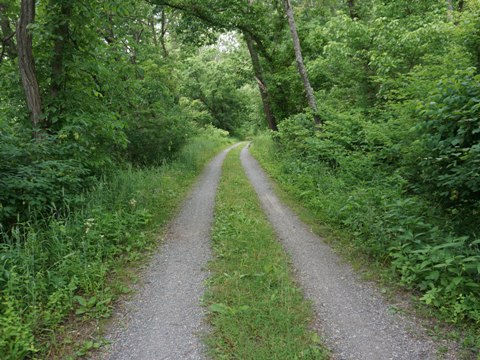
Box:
240;145;444;360
100;144;239;360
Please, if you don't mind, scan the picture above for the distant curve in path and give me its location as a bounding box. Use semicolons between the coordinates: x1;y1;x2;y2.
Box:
103;144;239;360
240;145;441;360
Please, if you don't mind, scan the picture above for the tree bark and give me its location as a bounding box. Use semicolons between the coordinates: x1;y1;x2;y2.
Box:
51;2;72;99
282;0;321;125
245;33;278;131
150;16;158;46
160;9;169;57
347;0;358;20
246;0;277;131
17;0;42;135
0;2;17;61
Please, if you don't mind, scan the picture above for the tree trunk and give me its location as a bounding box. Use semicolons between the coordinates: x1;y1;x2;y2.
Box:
150;16;158;46
0;2;17;61
50;2;72;99
104;14;115;44
160;9;169;57
347;0;358;20
245;33;278;131
17;0;42;135
247;0;277;131
282;0;321;125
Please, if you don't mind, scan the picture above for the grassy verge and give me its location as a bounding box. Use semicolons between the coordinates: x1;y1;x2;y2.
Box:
250;134;480;358
205;145;328;359
0;130;231;359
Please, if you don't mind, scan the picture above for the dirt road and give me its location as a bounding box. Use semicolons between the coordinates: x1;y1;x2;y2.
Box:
101;144;451;360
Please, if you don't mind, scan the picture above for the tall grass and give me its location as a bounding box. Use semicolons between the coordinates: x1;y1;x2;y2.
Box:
0;130;230;359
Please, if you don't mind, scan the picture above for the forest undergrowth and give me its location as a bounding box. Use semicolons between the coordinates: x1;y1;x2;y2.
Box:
251;133;480;355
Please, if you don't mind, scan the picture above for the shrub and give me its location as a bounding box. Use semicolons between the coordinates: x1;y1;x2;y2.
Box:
0;129;89;226
0;296;36;360
413;69;480;209
126;109;195;167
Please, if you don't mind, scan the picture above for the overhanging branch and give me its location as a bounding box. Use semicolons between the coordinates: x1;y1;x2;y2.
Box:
151;0;273;63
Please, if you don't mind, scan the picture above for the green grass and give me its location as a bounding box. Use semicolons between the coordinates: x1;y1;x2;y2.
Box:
0;131;231;360
205;145;328;360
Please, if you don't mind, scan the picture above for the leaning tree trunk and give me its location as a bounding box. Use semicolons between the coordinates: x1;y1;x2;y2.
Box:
17;0;42;136
282;0;321;125
246;0;277;131
245;33;278;131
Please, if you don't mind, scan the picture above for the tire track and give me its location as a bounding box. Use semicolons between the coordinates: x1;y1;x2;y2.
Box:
240;145;443;360
102;144;239;360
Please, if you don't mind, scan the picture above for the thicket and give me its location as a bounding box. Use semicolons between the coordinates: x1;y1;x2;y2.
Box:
249;0;480;347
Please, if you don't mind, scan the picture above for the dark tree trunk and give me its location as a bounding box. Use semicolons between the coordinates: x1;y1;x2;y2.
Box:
282;0;321;125
458;0;464;11
245;33;278;131
347;0;358;20
160;9;169;57
246;0;277;131
50;2;72;99
104;14;115;44
17;0;42;135
0;2;17;62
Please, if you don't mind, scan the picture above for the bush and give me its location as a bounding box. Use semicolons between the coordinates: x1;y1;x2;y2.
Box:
126;109;195;167
251;131;480;327
414;69;480;209
0;128;89;227
0;296;35;360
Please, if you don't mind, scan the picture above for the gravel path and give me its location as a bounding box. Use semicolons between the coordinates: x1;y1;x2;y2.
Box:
240;145;442;360
101;144;239;360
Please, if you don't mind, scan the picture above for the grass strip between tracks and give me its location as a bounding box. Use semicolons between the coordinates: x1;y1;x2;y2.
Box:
205;145;328;359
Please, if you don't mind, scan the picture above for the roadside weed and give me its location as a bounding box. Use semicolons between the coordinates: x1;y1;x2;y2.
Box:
0;133;230;359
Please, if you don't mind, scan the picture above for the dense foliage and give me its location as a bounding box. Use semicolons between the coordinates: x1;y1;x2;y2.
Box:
0;1;259;225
